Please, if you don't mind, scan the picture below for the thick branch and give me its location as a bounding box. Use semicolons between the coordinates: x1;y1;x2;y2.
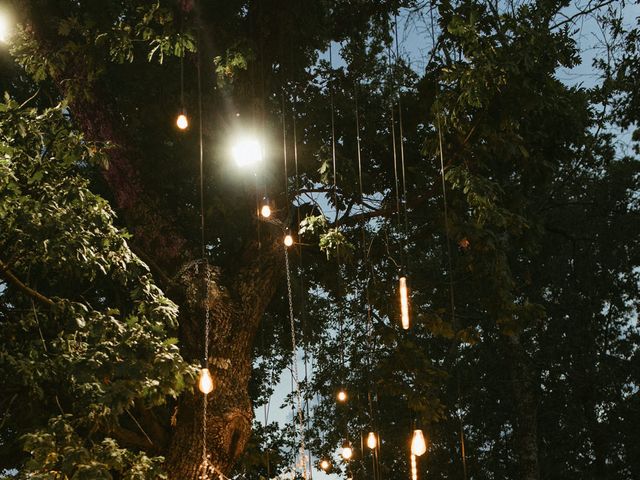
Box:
0;259;54;307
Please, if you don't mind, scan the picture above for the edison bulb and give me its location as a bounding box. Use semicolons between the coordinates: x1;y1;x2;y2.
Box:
198;367;214;394
176;113;188;130
260;204;271;218
284;234;294;247
337;390;347;402
231;136;263;167
367;431;378;449
0;11;10;43
341;443;353;460
319;459;330;471
399;276;410;330
411;429;427;456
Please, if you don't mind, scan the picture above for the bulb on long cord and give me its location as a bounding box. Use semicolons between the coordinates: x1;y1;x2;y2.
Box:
367;431;378;450
411;429;427;456
198;367;214;394
399;276;410;329
176;112;189;130
411;453;418;480
284;233;294;247
337;389;347;402
341;441;353;460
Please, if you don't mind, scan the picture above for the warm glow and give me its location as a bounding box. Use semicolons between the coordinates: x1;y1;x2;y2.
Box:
0;11;11;43
411;429;427;456
231;136;263;167
176;113;189;130
337;389;347;402
411;454;418;480
198;368;214;394
341;444;353;460
367;431;378;450
260;204;271;218
284;234;294;247
399;276;410;329
320;459;330;471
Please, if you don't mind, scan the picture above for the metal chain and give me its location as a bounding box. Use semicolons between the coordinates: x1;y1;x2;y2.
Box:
285;246;308;480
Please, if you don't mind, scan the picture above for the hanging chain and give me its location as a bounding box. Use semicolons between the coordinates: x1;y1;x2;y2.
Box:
285;246;308;480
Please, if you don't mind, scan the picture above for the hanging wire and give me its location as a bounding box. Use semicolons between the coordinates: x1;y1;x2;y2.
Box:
285;246;309;480
355;80;382;480
394;14;411;263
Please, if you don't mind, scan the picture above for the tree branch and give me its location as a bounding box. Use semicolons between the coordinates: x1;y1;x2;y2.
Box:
0;259;54;307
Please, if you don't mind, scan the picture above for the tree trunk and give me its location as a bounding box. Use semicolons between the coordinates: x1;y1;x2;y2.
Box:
507;333;541;480
164;239;283;479
54;67;285;478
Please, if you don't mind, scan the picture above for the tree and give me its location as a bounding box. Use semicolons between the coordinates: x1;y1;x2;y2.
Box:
1;1;638;479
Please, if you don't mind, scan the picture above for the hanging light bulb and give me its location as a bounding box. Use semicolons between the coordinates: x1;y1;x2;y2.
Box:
399;276;410;330
0;10;11;43
319;459;330;471
341;441;353;460
411;429;427;456
284;233;294;247
337;389;347;402
367;431;378;450
176;112;189;130
411;453;418;480
198;367;214;394
231;135;263;167
260;203;271;218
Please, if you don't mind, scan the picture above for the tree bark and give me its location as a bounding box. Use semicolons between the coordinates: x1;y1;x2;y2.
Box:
165;238;283;478
506;333;541;480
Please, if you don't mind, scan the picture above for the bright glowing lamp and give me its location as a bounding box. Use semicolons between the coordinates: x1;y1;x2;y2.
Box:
337;389;347;402
176;112;189;130
367;431;378;449
411;429;427;456
399;276;410;329
319;459;330;471
284;234;294;247
260;203;271;218
231;136;263;167
341;441;353;460
0;11;11;43
198;367;214;394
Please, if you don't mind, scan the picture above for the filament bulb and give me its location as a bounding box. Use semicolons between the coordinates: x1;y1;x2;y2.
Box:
399;276;410;329
260;204;271;218
198;367;214;394
319;459;330;471
341;442;353;460
367;431;378;449
284;234;294;247
337;389;347;402
176;113;189;130
411;429;427;456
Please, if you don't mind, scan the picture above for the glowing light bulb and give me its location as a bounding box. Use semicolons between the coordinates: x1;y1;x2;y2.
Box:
320;459;330;471
341;442;353;460
411;453;418;480
337;389;347;402
198;368;214;394
231;136;263;167
399;276;410;330
176;113;189;130
284;234;294;247
260;204;271;218
411;429;427;456
0;11;10;43
367;431;378;450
